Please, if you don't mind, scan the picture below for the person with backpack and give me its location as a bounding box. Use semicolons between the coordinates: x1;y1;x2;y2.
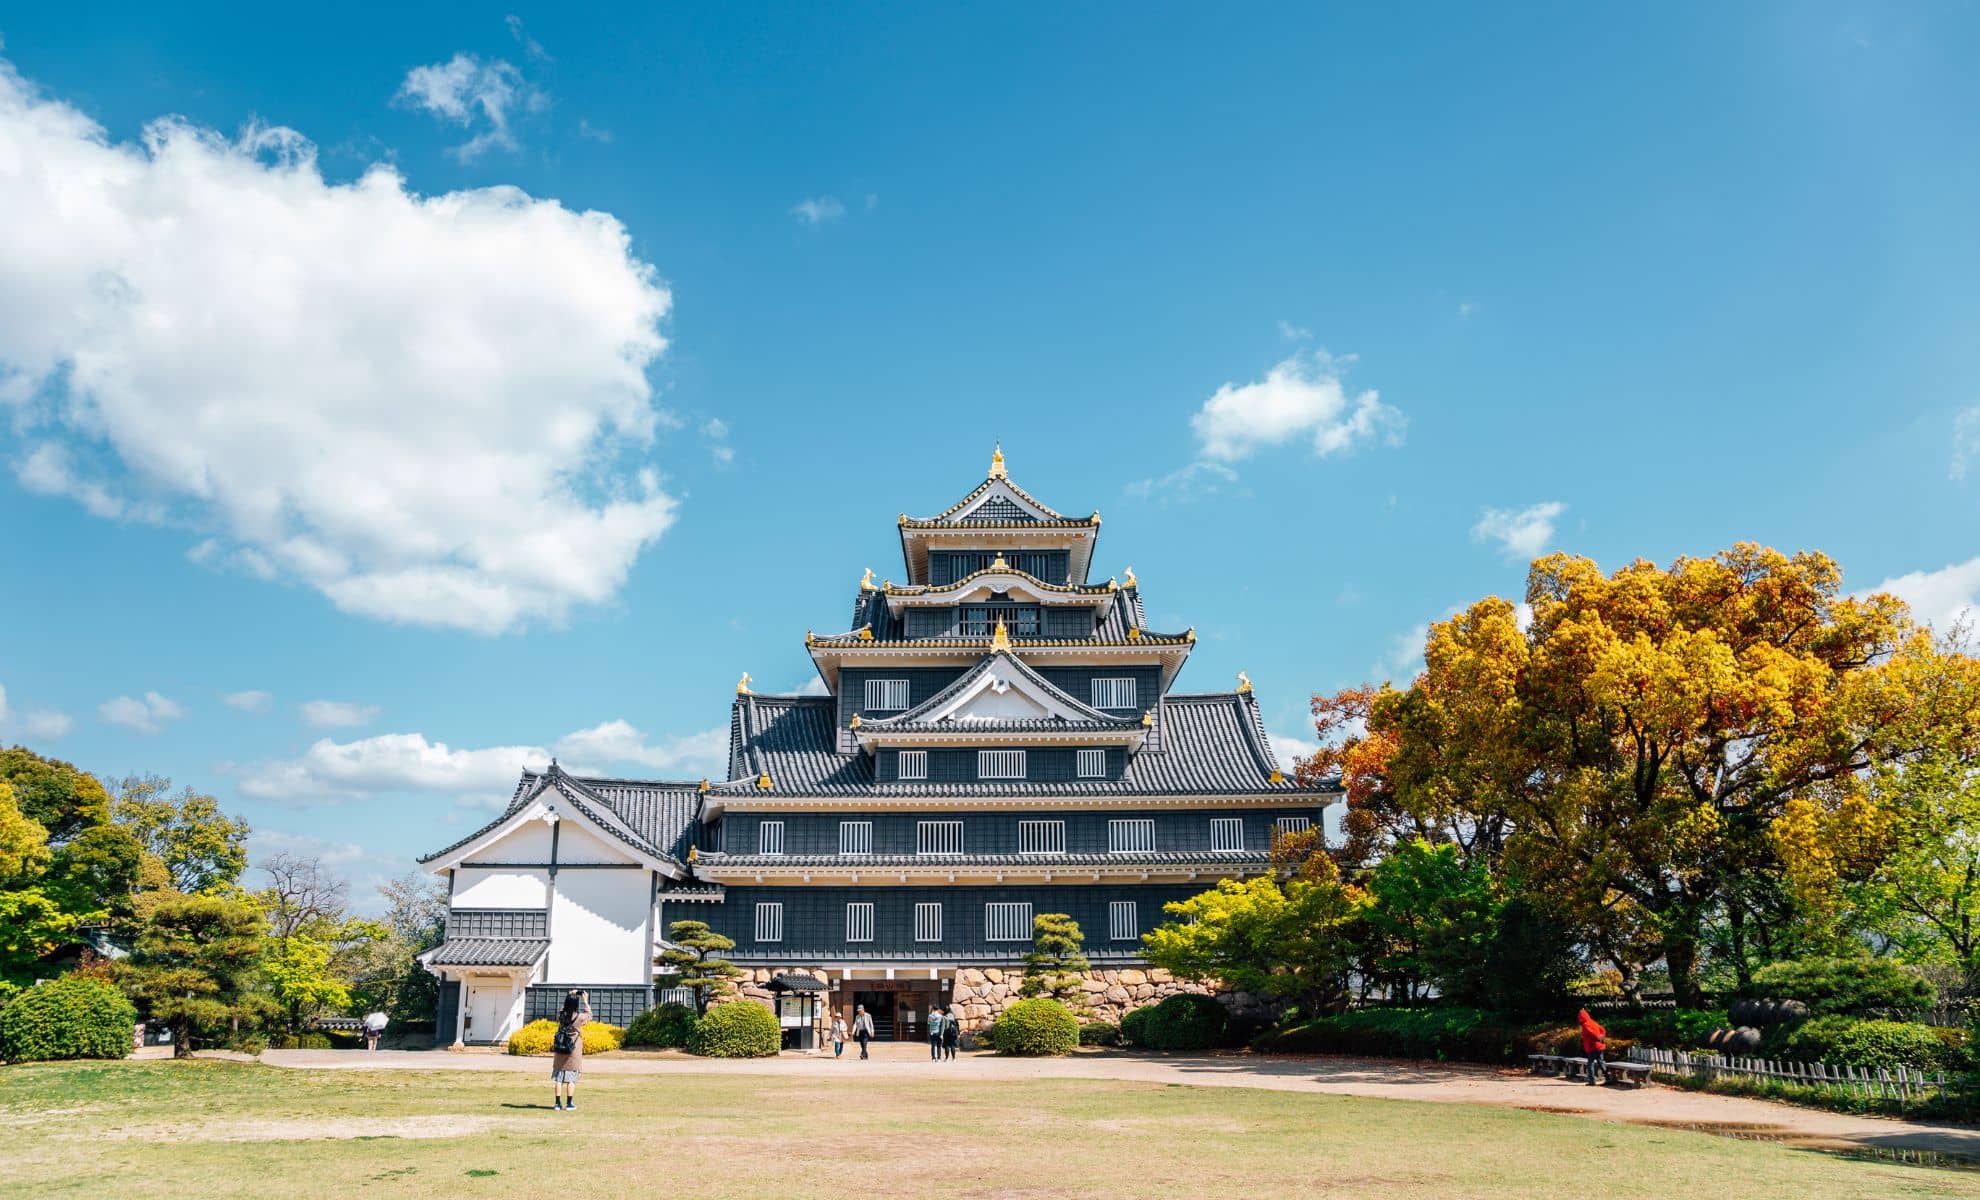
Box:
927;1006;945;1060
552;989;591;1111
941;1006;961;1060
1577;1008;1608;1086
853;1004;875;1059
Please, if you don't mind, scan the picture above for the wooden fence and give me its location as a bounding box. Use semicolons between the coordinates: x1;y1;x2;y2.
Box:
1628;1045;1952;1102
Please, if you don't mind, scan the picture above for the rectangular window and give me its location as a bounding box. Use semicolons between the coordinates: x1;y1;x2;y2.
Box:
978;749;1025;779
958;605;1042;637
864;678;910;711
1018;819;1066;856
986;901;1034;941
1274;816;1313;837
914;902;943;943
845;902;875;943
1109;900;1138;941
897;750;928;781
1076;748;1107;778
754;902;783;943
757;821;785;856
1211;817;1245;852
1108;818;1155;853
917;820;964;856
839;820;873;856
1091;677;1137;709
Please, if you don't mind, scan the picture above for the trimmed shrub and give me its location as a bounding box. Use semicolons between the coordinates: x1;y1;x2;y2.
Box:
1781;1017;1959;1071
506;1018;624;1056
0;975;135;1063
1254;1006;1531;1063
1142;993;1229;1052
269;1032;334;1050
625;1002;697;1048
987;998;1079;1056
688;1002;781;1058
1077;1020;1121;1047
1746;958;1935;1017
1119;1005;1158;1048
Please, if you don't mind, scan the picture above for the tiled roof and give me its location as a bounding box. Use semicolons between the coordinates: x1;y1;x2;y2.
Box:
816;584;1177;649
726;690;1332;798
423;937;550;967
859;651;1143;732
418;767;703;867
697;850;1273;868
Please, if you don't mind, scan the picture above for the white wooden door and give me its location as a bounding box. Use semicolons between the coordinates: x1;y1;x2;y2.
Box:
466;985;507;1043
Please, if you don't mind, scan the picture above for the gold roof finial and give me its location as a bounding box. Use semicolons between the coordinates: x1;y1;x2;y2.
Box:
849;714;862;729
858;626;874;641
756;772;773;790
991;619;1011;652
698;778;710;793
1269;769;1285;785
1123;565;1137;587
737;672;753;695
989;441;1007;479
1141;710;1153;728
687;845;699;861
1107;576;1119;592
991;552;1008;572
1236;671;1252;694
859;567;876;591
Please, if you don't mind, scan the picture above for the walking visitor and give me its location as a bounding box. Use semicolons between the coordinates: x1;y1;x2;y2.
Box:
928;1006;945;1060
942;1006;960;1060
853;1004;874;1059
362;1008;387;1051
552;989;591;1111
1578;1008;1607;1086
832;1013;847;1058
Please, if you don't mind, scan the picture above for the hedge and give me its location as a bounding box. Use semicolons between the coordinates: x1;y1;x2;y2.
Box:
1078;1020;1121;1047
1119;1005;1157;1048
1140;994;1229;1052
1779;1016;1967;1072
0;976;135;1063
1255;1007;1536;1063
987;998;1079;1056
1745;958;1935;1016
506;1019;624;1056
625;1002;697;1048
688;1002;781;1058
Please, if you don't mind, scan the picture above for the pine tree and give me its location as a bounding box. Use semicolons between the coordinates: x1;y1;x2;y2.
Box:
658;920;741;1013
1019;912;1090;1003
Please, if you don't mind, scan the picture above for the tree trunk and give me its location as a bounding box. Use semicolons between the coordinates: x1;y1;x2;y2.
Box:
1664;936;1701;1008
172;1019;193;1059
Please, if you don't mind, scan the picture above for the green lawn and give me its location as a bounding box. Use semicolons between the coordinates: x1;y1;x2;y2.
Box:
1;1060;1975;1199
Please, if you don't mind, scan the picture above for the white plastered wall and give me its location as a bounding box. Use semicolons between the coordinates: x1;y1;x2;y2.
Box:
550;867;652;984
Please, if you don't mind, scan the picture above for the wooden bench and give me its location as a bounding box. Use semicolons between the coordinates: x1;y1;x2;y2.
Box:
1603;1061;1653;1087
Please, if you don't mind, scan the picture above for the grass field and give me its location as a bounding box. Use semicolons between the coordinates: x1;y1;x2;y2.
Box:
2;1059;1977;1199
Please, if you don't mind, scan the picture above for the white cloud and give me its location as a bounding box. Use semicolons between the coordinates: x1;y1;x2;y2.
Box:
1954;407;1980;481
1868;557;1980;638
790;195;845;225
247;828;415;915
99;691;187;734
577;119;613;144
0;59;677;634
1124;460;1238;503
222;689;274;712
21;710;73;740
1472;501;1567;561
504;14;550;61
1374;622;1430;682
1190;351;1405;463
395;53;544;160
794;676;831;696
554;719;728;776
1276;320;1312;341
1268;728;1318;772
235;732;548;804
300;699;383;729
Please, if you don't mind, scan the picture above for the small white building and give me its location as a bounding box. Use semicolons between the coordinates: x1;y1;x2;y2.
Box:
417;766;712;1044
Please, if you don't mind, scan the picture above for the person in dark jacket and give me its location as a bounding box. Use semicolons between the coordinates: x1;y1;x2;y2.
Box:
941;1006;961;1060
853;1004;875;1059
1577;1008;1608;1086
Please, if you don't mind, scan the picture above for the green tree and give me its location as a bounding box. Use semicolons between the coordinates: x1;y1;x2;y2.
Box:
116;893;271;1057
0;747;112;844
110;775;250;895
0;781;51;881
0;888;79;991
658;920;741;1013
1853;730;1980;991
1360;839;1498;1003
42;825;143;921
1019;912;1090;1003
1144;865;1364;1014
264;933;352;1037
350;871;448;1023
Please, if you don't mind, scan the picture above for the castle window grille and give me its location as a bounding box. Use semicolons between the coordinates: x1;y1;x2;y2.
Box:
839;821;873;855
897;750;928;780
1018;820;1066;856
1076;749;1107;778
914;902;943;942
1091;678;1137;709
846;903;876;943
917;820;965;856
754;903;783;943
865;678;911;711
1109;901;1139;941
1108;818;1155;853
986;902;1033;942
978;750;1025;780
758;821;785;856
1211;818;1245;853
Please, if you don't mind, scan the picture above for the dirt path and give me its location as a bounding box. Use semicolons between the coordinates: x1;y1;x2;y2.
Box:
252;1045;1979;1160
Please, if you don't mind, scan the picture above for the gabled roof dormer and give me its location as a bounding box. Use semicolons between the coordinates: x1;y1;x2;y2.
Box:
852;636;1148;748
897;445;1100;584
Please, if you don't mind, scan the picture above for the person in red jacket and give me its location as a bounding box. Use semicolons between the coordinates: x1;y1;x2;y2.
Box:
1577;1008;1608;1086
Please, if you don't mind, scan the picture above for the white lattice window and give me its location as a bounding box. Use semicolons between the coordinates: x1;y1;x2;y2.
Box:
1108;818;1155;853
846;902;875;943
897;750;928;780
917;820;964;856
1018;820;1066;856
865;678;911;711
915;902;943;943
1274;816;1313;837
1211;817;1245;852
1091;677;1137;709
986;901;1033;941
1076;748;1106;778
754;902;783;942
1109;900;1138;941
838;821;873;855
757;821;785;855
978;750;1025;779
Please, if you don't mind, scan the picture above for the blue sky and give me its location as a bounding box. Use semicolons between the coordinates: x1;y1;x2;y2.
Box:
2;4;1976;909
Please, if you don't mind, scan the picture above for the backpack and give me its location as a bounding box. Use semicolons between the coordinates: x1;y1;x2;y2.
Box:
552;1023;578;1055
